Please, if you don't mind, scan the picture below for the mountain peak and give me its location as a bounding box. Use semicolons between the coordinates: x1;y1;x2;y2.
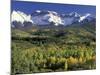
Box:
11;10;33;24
48;11;58;15
79;13;91;22
31;10;63;26
11;10;95;28
69;12;80;17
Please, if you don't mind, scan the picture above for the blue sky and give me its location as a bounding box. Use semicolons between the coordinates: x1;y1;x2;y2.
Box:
11;0;96;16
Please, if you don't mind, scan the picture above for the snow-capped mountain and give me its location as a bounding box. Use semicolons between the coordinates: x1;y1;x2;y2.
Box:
31;10;63;26
79;13;91;22
61;12;81;25
62;12;95;25
11;10;95;29
69;12;81;17
11;10;34;28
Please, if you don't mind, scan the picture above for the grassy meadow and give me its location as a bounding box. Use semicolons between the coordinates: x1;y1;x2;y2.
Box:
11;24;96;75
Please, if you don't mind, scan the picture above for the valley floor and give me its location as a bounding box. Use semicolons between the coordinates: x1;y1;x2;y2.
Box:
11;24;96;75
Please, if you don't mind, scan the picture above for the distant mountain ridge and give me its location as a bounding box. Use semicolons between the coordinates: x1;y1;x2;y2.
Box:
11;10;96;29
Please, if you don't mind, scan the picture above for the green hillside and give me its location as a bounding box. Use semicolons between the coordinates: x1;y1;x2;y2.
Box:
11;24;96;75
